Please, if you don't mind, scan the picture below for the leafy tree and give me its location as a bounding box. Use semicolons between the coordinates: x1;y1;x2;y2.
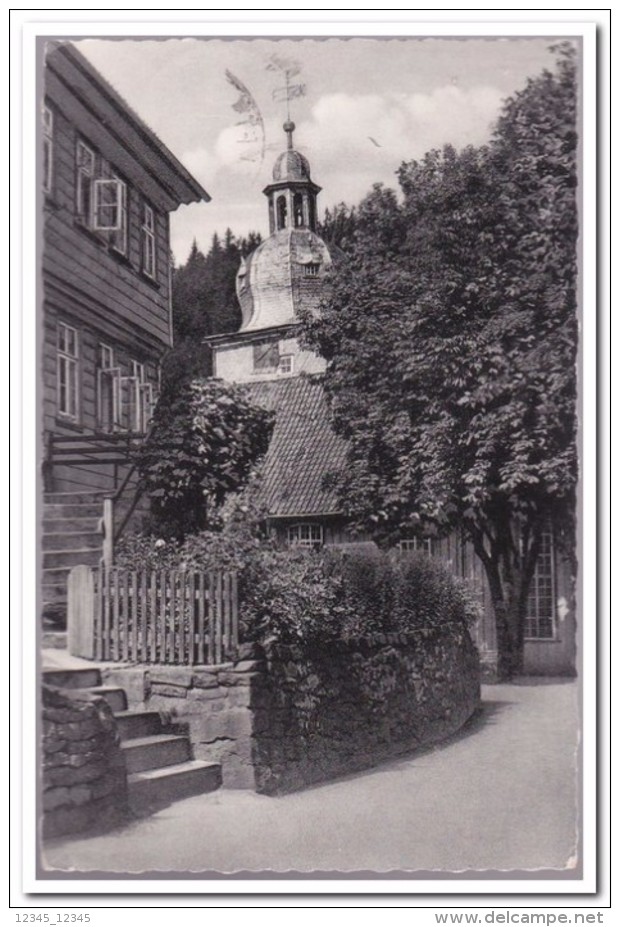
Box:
135;378;274;539
318;203;358;253
301;45;578;678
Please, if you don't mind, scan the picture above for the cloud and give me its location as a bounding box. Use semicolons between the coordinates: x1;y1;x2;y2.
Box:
172;83;506;261
292;84;505;209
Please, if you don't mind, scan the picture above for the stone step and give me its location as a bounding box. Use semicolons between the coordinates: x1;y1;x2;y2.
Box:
121;734;191;774
42;667;102;690
87;685;128;713
42;531;104;552
128;760;221;814
43;548;103;569
115;709;164;740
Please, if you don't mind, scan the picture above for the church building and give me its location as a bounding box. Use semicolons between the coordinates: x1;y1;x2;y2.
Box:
204;121;577;678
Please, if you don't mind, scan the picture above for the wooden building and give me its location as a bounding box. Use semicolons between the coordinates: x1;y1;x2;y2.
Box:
206;122;577;677
41;41;210;615
42;41;210;492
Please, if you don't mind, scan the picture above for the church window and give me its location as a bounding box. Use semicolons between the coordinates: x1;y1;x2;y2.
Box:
304;262;320;277
288;523;323;549
276;195;287;230
253;341;279;372
398;538;433;555
277;354;294;375
524;531;556;639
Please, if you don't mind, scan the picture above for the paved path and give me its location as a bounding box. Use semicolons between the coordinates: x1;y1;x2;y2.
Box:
42;680;579;875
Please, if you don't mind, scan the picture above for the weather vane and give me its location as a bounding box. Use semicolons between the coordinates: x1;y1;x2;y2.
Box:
224;55;307;177
266;54;306;122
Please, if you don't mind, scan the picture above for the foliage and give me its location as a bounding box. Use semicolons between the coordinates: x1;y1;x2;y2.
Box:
116;525;479;646
172;230;262;344
317;203;358;253
133;378;274;538
299;45;578;677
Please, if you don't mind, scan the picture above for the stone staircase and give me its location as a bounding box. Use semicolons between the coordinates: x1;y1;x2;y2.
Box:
42;666;221;814
42;492;107;618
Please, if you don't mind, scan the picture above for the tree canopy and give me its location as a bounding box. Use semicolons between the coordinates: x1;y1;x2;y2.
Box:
300;44;578;677
135;378;274;539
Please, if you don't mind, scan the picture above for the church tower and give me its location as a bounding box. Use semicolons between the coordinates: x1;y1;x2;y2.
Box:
208;121;338;383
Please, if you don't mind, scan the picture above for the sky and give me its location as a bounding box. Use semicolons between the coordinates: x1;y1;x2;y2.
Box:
74;35;564;264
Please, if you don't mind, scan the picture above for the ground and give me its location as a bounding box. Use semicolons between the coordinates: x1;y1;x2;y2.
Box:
42;679;579;876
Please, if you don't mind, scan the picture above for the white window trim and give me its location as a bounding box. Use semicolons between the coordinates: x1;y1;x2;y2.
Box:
524;531;557;641
277;354;294;376
141;203;157;279
75;140;95;226
57;322;79;421
42;104;53;194
288;523;324;549
398;538;433;555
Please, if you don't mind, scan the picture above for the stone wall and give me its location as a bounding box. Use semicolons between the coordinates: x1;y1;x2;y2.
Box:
41;685;128;838
101;625;479;795
252;623;480;794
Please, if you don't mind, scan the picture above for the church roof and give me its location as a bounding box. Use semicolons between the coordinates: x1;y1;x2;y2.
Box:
245;376;348;517
236;228;334;332
272;148;311;183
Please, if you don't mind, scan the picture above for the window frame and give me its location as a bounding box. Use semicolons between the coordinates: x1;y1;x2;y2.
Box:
141;202;157;279
524;531;557;641
42;103;53;194
75;139;95;227
277;354;294;376
303;262;320;277
398;537;433;556
56;322;80;422
287;523;324;550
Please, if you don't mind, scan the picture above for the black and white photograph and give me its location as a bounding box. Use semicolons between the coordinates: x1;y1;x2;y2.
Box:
14;13;605;901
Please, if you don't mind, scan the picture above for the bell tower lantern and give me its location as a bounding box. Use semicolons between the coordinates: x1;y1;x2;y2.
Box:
263;120;321;235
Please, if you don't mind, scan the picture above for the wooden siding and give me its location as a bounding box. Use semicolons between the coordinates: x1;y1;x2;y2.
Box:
43;101;172;350
45;44;209;211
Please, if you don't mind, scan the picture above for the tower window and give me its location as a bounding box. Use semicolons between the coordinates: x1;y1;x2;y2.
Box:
277;355;294;376
276;195;287;230
293;193;304;228
304;262;320;277
253;341;279;372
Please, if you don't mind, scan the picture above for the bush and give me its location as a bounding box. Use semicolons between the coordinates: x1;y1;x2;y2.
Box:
134;377;274;538
115;527;479;646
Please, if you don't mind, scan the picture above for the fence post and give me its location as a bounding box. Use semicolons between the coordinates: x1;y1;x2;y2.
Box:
102;497;114;568
67;565;95;659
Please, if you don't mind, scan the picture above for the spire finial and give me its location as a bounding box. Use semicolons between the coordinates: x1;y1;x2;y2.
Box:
283;119;295;150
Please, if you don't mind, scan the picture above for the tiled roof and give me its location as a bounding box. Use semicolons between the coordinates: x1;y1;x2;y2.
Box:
245;376;348;518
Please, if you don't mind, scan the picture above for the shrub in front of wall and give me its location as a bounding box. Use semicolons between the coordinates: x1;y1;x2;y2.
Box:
115;528;479;646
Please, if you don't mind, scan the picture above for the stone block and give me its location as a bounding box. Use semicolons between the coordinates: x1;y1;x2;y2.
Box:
150;683;188;699
68;784;92;806
225;687;252;708
43;787;70;811
101;667;151;705
192;708;252;744
148;666;194;687
190;669;220;688
231;660;264;674
222;756;256;790
186;686;225;702
217;670;261;687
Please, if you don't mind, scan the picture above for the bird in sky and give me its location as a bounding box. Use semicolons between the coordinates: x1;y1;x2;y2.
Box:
368;136;382;147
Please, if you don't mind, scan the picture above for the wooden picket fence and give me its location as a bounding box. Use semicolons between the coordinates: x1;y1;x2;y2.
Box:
67;564;238;665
